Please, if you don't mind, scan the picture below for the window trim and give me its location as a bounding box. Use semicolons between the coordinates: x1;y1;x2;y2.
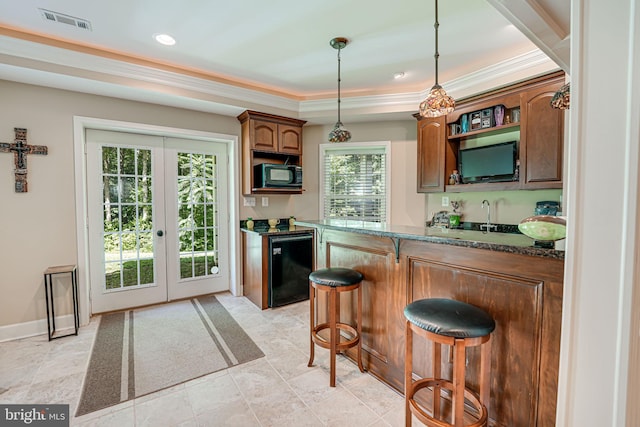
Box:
319;141;391;224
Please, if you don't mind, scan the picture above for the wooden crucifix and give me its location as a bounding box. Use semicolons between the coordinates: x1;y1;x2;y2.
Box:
0;128;48;193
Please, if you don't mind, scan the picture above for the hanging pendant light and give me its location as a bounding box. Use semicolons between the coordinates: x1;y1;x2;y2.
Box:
419;0;455;117
328;37;351;142
551;83;570;109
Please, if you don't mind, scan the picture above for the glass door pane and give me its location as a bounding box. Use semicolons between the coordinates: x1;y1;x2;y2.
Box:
177;152;220;280
101;146;156;290
164;137;228;301
86;129;167;314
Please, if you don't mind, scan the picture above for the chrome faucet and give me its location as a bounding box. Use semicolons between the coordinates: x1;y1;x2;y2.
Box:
480;200;497;232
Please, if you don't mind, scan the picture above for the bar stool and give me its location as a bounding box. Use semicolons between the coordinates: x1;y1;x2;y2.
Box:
308;267;365;387
404;298;495;427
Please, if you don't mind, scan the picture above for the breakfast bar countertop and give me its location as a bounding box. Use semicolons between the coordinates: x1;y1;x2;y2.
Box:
295;219;565;260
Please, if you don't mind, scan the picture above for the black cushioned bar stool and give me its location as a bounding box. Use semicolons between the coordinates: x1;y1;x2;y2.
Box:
404;298;495;427
308;267;365;387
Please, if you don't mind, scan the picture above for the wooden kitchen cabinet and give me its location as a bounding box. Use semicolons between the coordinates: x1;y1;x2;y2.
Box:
249;119;279;152
242;230;269;310
520;80;565;188
416;71;565;193
278;124;305;155
237;110;306;195
246;115;304;155
416;116;456;193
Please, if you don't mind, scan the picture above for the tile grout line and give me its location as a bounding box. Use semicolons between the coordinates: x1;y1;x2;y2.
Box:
226;364;267;427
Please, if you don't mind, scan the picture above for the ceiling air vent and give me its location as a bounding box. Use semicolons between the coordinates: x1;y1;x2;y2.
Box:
38;8;92;31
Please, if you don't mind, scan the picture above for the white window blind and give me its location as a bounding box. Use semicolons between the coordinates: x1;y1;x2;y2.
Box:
321;143;388;223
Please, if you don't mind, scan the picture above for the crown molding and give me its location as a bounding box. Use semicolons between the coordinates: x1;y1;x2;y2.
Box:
301;49;559;122
0;34;558;124
0;35;302;116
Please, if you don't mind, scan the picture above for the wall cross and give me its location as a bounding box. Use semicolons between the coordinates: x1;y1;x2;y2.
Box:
0;128;48;193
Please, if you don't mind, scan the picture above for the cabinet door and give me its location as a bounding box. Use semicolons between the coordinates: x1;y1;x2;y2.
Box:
251;119;278;151
242;232;269;309
278;124;303;155
417;116;447;193
520;82;564;188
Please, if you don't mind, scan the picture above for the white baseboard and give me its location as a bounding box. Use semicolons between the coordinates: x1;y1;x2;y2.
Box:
0;315;77;343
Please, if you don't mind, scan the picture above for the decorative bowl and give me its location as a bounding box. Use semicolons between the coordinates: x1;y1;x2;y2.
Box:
518;215;566;241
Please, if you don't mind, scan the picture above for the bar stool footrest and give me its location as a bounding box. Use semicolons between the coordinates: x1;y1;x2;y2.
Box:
408;378;488;427
311;322;360;351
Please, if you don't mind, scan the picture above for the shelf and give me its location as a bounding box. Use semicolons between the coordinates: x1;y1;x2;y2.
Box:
445;181;520;193
448;122;520;141
250;187;303;195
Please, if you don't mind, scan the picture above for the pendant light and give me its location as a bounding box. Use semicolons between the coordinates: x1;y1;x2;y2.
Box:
550;83;570;109
328;37;352;143
419;0;455;117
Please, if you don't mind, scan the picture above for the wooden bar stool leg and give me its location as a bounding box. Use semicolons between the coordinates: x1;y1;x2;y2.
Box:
452;338;466;427
329;287;338;387
356;285;365;373
480;335;492;417
433;341;442;420
405;321;413;427
308;282;315;367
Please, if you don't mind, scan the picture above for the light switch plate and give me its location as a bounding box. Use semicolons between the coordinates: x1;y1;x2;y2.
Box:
243;197;256;207
442;196;449;207
261;197;269;207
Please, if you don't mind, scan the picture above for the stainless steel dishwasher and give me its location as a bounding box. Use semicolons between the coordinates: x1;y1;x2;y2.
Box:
268;232;313;307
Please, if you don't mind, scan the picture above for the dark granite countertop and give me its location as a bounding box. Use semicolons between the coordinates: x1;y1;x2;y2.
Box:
295;219;565;260
240;222;315;236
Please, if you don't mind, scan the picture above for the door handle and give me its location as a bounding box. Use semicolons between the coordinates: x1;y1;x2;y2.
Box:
157;230;164;237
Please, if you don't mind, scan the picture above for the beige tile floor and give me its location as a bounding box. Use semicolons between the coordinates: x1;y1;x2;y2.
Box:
0;293;413;426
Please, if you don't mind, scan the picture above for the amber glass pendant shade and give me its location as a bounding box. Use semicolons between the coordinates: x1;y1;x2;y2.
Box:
328;122;351;143
419;84;455;117
418;0;455;118
550;83;570;109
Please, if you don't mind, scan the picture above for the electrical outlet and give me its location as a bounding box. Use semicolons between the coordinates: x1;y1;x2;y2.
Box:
243;197;256;207
261;197;269;207
442;196;449;207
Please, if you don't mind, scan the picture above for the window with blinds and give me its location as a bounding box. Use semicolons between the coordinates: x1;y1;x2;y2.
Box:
320;142;390;223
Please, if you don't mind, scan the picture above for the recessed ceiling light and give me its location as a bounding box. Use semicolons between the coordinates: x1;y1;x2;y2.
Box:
154;33;176;46
393;72;406;79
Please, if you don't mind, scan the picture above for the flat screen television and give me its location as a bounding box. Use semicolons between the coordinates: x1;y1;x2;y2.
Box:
459;141;517;184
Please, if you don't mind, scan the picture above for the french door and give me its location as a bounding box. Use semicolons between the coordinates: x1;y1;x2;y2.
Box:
86;129;229;313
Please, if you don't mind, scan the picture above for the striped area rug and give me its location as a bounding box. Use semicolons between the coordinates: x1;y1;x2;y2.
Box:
76;295;263;416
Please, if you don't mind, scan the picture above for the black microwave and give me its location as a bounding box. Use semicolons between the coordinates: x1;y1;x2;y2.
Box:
254;163;303;188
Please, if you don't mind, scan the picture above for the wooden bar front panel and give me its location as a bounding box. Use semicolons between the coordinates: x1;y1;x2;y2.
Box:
314;228;564;427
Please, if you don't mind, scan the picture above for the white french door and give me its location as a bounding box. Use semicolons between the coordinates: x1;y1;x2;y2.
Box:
86;129;229;313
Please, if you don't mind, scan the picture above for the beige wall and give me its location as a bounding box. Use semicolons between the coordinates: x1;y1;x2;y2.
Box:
0;80;241;329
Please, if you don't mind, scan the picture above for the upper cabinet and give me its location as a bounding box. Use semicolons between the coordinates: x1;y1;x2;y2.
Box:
278;124;305;155
237;110;307;195
248;116;304;155
417;116;452;193
416;71;566;193
520;81;565;188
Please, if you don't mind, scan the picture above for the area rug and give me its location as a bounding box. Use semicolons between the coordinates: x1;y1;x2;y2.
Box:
76;294;264;416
